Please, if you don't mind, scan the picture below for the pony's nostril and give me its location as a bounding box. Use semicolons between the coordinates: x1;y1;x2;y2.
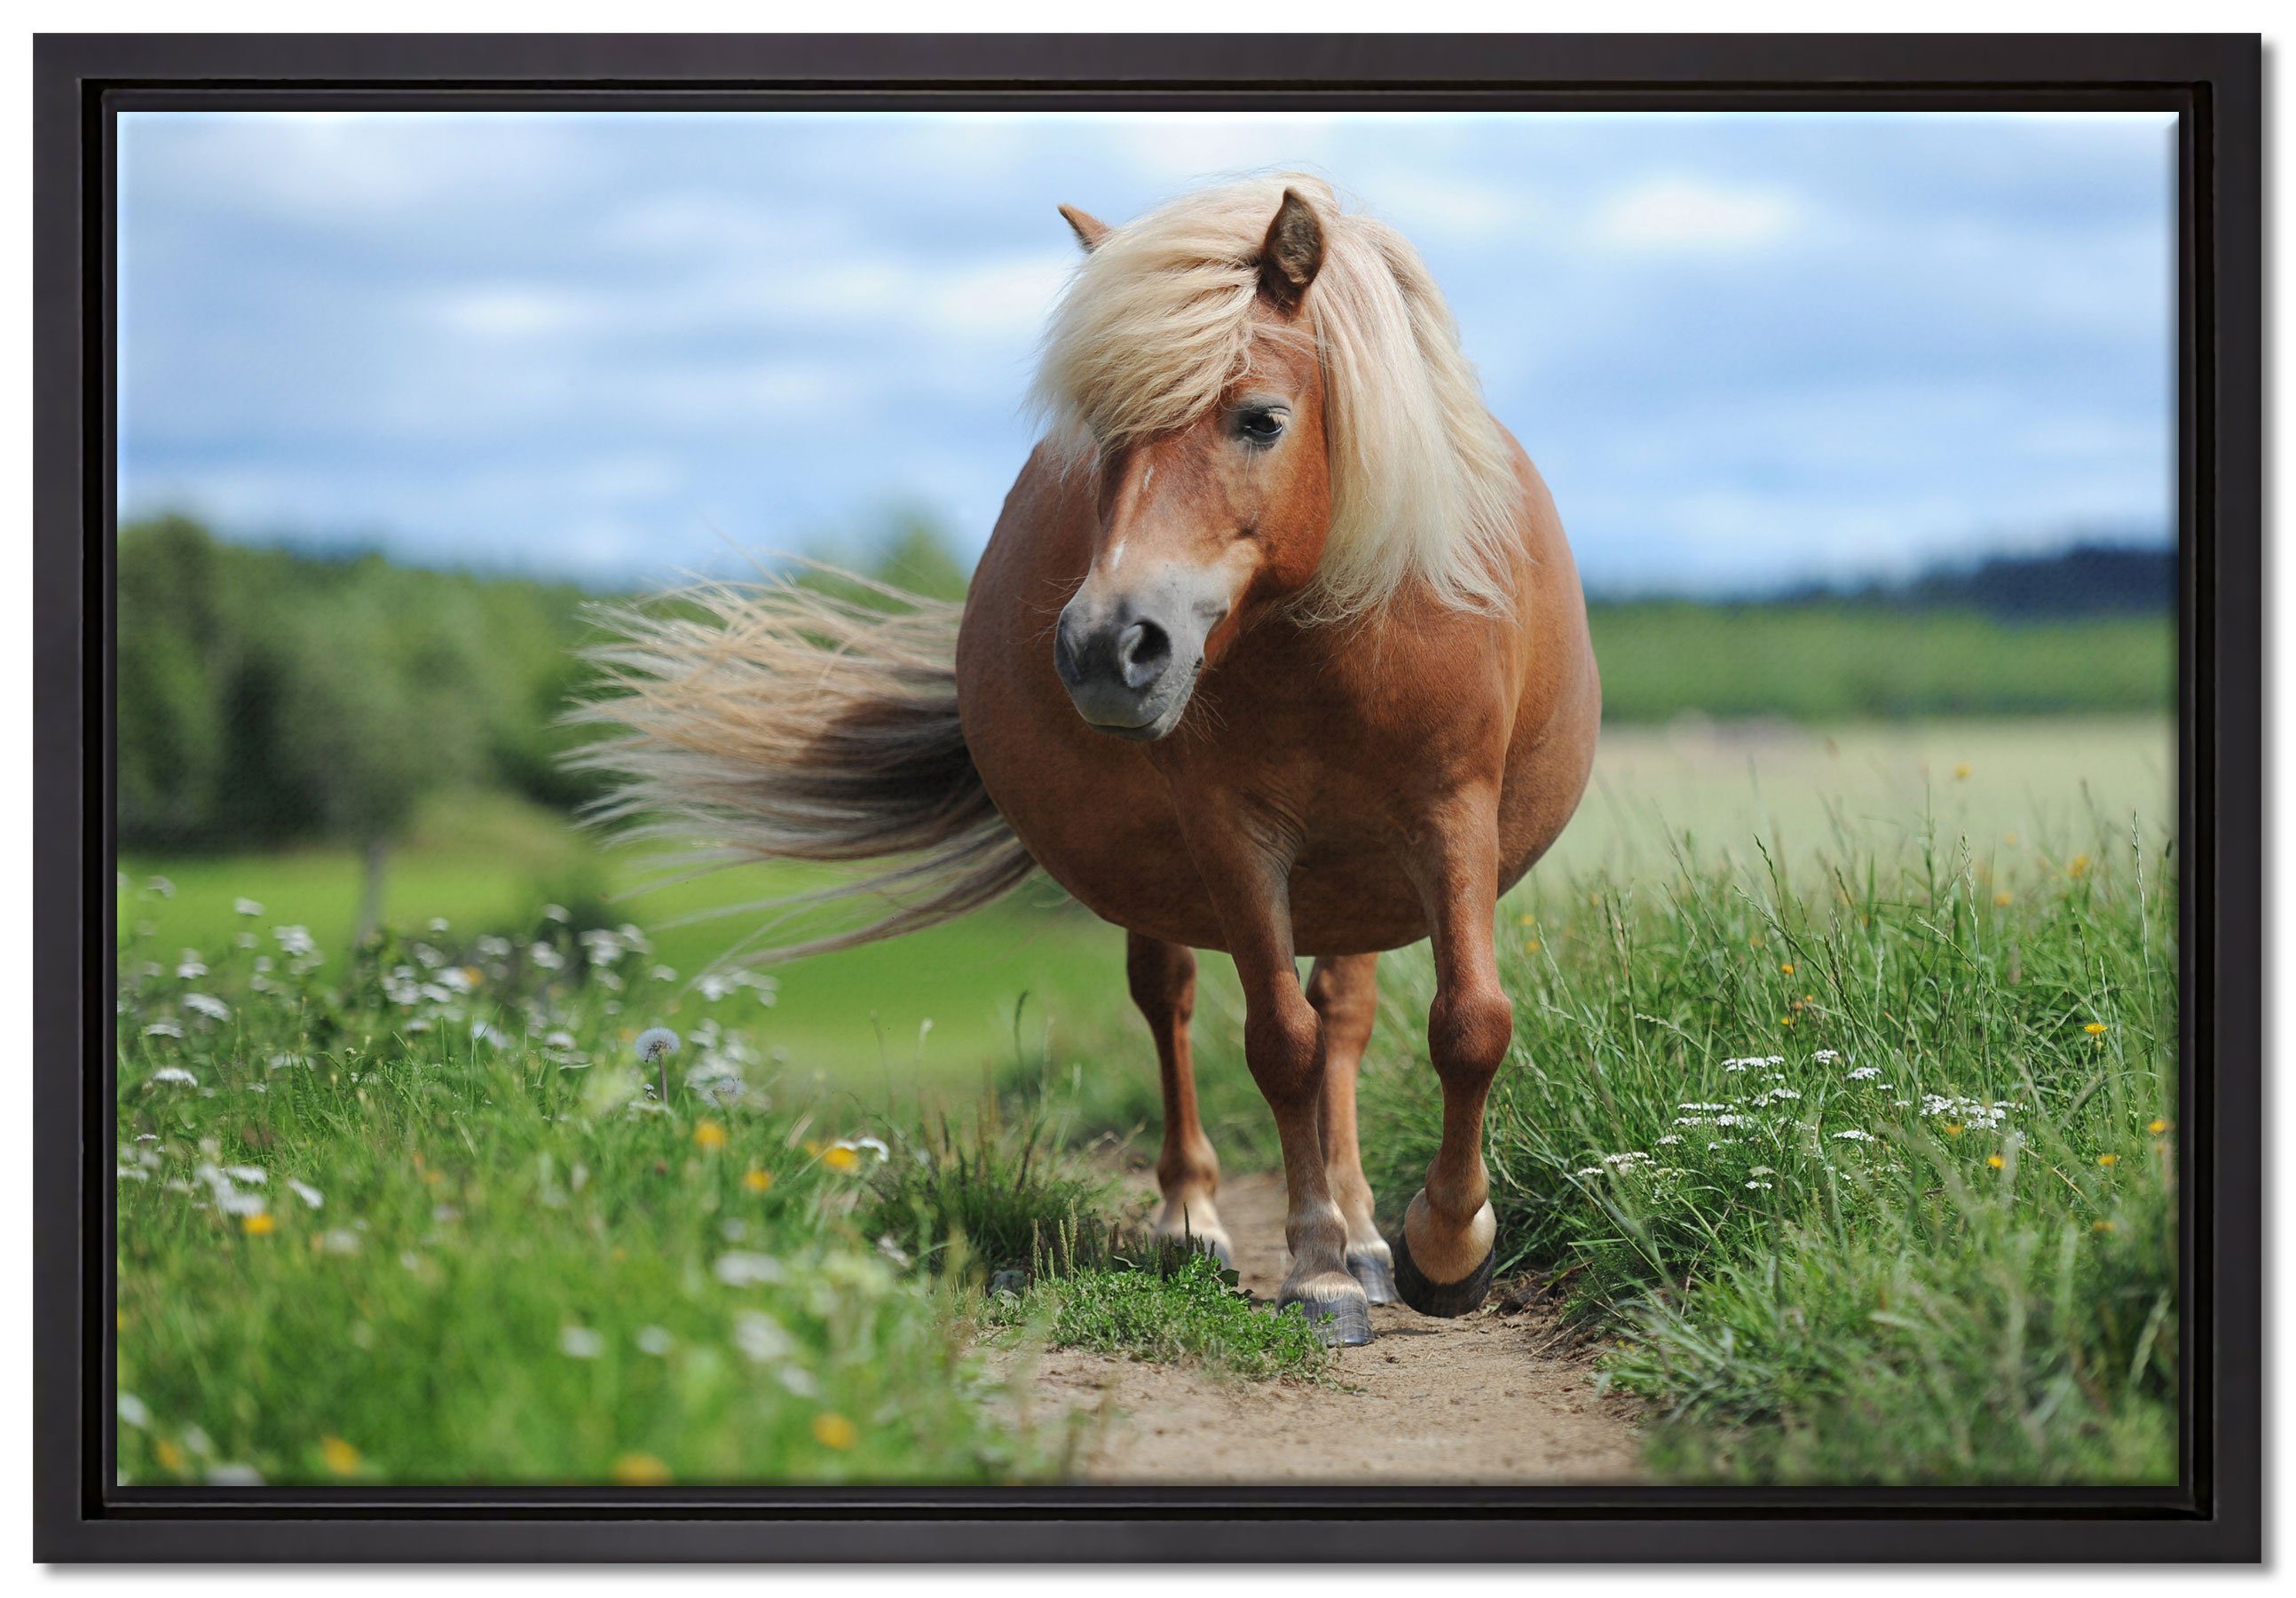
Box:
1116;619;1172;690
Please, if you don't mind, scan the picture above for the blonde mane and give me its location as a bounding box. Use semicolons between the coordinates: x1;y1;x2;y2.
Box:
1030;174;1524;622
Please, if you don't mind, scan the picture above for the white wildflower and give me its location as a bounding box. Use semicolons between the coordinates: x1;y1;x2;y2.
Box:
224;1165;265;1184
288;1179;324;1210
149;1064;196;1085
714;1252;786;1287
142;1022;185;1040
635;1027;680;1064
1847;1065;1882;1081
117;1392;150;1428
732;1310;794;1364
635;1325;675;1357
1831;1129;1876;1143
558;1325;605;1359
232;898;264;917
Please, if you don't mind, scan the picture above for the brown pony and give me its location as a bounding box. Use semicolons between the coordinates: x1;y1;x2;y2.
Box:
580;175;1599;1345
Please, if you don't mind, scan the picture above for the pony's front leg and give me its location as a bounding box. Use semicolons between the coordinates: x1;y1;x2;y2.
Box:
1307;953;1396;1303
1181;827;1373;1346
1393;789;1511;1317
1126;931;1231;1266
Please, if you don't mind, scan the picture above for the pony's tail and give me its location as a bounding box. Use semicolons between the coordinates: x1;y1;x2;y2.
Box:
566;568;1035;965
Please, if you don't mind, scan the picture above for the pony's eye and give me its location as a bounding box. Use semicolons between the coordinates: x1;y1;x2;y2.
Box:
1237;407;1287;442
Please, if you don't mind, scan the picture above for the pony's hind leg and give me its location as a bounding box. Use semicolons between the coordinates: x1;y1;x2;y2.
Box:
1126;931;1231;1266
1307;953;1395;1304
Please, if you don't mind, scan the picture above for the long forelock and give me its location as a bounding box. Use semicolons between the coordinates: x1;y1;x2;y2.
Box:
1030;175;1524;622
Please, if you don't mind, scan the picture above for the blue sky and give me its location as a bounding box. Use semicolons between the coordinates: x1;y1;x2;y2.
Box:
117;108;2176;594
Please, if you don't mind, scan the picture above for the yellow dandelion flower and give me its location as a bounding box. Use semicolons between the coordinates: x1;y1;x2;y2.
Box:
1750;934;1765;948
2004;831;2018;845
1779;1016;1795;1027
1780;961;1795;975
820;1144;861;1175
2149;1119;2169;1135
811;1412;859;1451
460;966;483;987
613;1452;673;1485
693;1120;728;1151
1953;762;1971;780
241;1213;275;1237
2097;1153;2118;1167
2084;1022;2109;1035
1523;938;1542;953
2069;853;2092;878
801;1139;825;1158
320;1436;363;1475
1516;913;1536;926
1986;1153;2005;1169
1994;890;2014;906
2093;1219;2116;1234
153;1438;185;1472
1942;1123;1964;1136
743;1168;774;1194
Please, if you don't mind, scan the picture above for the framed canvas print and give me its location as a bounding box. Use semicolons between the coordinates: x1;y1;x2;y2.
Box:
32;32;2261;1562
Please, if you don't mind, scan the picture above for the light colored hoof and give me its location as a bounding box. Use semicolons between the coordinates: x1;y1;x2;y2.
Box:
1345;1246;1398;1305
1278;1274;1375;1347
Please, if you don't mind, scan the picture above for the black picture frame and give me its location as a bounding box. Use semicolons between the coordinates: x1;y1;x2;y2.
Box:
33;31;2262;1563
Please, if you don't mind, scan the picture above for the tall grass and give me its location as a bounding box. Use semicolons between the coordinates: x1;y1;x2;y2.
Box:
112;907;1067;1486
1358;805;2179;1484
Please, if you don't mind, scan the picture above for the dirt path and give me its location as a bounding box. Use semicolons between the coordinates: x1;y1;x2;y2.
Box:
1011;1171;1644;1483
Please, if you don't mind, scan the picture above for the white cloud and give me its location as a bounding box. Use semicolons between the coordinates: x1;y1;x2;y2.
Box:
1590;177;1803;251
428;284;595;341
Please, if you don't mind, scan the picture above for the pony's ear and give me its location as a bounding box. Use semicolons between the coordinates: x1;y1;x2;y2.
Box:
1257;187;1326;316
1057;203;1111;254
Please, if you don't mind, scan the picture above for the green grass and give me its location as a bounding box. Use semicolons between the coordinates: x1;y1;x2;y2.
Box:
113;918;1081;1487
1356;801;2178;1484
995;1252;1331;1382
862;1102;1125;1280
1589;604;2173;723
115;716;2182;1485
121;789;1123;1088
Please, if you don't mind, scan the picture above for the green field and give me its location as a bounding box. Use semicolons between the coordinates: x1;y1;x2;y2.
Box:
115;714;2179;1485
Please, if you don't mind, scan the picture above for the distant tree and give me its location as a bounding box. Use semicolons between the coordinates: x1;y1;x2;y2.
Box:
267;593;486;941
115;517;231;846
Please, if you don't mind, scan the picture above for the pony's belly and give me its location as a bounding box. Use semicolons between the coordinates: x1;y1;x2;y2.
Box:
959;635;1438;954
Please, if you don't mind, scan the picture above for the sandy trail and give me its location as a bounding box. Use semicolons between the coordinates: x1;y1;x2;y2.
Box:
1010;1170;1644;1484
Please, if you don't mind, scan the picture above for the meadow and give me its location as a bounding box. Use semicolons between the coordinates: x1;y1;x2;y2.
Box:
115;713;2177;1485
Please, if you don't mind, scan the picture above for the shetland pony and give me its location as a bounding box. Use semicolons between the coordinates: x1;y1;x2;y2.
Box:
581;176;1599;1344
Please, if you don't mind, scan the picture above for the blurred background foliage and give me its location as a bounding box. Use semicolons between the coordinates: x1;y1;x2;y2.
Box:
116;510;2172;858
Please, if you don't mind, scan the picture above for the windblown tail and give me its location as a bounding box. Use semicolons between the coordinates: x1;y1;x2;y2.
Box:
568;570;1035;963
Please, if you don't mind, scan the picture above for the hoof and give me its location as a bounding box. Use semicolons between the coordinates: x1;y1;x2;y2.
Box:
1345;1248;1398;1305
1392;1227;1495;1318
1282;1292;1375;1348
